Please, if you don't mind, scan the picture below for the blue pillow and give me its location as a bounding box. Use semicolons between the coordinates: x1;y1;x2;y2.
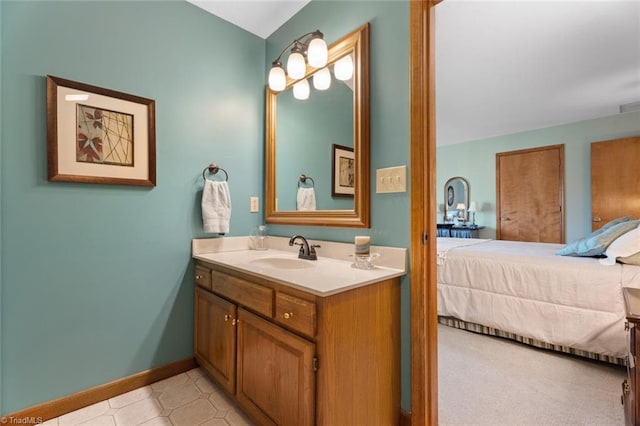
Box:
557;219;639;257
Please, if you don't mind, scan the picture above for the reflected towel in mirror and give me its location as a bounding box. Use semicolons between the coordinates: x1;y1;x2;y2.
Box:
202;180;231;234
297;187;316;211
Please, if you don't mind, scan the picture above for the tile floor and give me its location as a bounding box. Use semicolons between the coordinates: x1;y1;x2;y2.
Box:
41;368;255;426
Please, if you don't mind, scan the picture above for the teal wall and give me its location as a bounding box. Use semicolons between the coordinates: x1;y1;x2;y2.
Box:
265;1;412;410
1;1;264;413
437;111;640;243
276;81;353;210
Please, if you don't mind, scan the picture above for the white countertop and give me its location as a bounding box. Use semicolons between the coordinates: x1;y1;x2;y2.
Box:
192;237;407;296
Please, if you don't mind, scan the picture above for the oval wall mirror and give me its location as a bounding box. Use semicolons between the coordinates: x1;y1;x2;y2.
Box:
264;23;370;227
444;176;469;222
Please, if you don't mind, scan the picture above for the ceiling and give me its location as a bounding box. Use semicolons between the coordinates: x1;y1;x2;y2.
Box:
186;0;310;39
435;0;640;146
188;0;640;146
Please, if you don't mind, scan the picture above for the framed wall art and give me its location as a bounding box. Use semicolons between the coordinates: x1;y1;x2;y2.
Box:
46;75;156;187
332;144;355;197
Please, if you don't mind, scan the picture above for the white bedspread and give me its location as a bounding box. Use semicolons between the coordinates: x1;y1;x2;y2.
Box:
437;237;640;358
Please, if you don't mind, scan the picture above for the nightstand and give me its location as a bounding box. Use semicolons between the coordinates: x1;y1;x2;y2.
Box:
450;225;485;239
437;223;454;237
623;287;640;425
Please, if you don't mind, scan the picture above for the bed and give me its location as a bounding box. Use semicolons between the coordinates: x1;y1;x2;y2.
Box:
437;237;640;364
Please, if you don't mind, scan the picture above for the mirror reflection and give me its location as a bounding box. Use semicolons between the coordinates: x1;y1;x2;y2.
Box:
275;67;354;211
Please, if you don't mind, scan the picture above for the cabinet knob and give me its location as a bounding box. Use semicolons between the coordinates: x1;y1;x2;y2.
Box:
593;217;602;222
224;315;238;325
283;312;294;319
195;275;203;280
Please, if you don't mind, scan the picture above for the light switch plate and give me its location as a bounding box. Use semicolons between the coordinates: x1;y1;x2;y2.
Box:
250;196;259;212
376;166;407;193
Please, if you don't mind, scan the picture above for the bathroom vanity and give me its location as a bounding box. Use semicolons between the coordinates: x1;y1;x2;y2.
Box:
192;237;406;426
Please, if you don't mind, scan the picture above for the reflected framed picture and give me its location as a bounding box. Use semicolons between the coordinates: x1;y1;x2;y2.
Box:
46;75;156;187
332;144;355;197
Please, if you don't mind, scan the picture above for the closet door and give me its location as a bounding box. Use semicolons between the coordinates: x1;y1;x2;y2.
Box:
591;137;640;231
496;144;564;243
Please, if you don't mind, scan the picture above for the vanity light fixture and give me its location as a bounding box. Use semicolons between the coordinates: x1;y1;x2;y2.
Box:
268;30;328;92
334;54;354;81
293;79;310;100
313;67;331;90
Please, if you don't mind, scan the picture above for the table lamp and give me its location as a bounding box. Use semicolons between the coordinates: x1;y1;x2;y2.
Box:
468;201;478;227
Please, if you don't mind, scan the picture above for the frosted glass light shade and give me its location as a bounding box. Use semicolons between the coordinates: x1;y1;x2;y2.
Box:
307;37;328;68
287;52;306;80
293;79;310;100
334;54;354;81
268;65;286;91
468;201;478;213
313;68;331;90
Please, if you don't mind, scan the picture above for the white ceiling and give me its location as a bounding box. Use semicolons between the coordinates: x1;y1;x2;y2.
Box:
186;0;310;39
188;0;640;146
435;0;640;146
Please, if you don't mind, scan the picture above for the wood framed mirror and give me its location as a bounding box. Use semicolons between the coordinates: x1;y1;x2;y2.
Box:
265;23;370;227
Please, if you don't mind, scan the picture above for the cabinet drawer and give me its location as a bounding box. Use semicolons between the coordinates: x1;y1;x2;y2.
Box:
211;271;273;318
195;265;212;290
275;292;316;337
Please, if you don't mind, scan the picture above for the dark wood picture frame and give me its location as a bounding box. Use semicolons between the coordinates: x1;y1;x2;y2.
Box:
331;144;355;198
46;75;156;187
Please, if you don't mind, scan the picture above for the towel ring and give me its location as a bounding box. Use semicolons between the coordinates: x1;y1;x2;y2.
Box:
202;163;229;182
298;174;315;188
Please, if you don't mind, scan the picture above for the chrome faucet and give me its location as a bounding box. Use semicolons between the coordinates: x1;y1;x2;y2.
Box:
289;235;321;260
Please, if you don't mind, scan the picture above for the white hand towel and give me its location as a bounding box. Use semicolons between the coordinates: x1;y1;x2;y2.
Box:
202;180;231;234
297;187;316;211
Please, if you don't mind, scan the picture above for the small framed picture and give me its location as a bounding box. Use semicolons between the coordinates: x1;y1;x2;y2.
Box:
332;144;355;197
46;75;156;187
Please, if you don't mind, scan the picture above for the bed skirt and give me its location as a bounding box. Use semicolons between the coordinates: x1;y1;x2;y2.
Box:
438;316;626;366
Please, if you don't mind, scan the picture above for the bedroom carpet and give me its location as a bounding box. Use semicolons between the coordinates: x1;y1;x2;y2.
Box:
438;324;626;426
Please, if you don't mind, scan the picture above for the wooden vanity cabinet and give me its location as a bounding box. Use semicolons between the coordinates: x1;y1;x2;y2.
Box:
193;260;401;426
236;308;316;425
194;287;237;394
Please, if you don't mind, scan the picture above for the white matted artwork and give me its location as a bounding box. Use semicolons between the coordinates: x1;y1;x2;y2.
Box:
46;75;156;187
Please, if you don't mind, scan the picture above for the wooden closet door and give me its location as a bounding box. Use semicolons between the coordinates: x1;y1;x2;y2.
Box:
496;144;564;243
591;137;640;231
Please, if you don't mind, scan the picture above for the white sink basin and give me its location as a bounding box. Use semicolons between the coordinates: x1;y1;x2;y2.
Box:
249;256;316;270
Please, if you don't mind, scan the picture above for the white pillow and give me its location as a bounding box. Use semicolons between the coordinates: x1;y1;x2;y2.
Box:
599;225;640;265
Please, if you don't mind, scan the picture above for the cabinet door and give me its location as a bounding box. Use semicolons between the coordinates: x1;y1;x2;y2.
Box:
194;287;237;394
236;308;315;426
